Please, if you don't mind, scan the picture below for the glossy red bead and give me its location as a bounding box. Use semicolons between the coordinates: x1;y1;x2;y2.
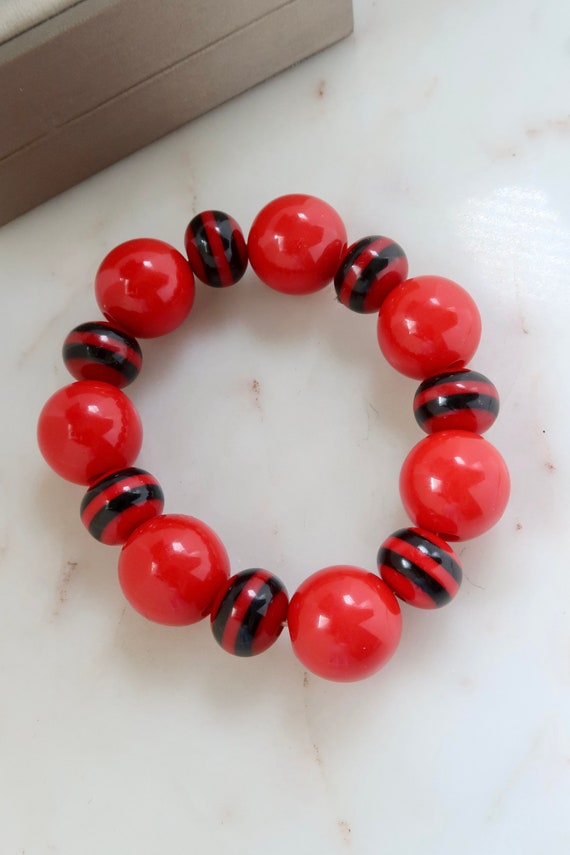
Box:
210;569;289;656
377;276;482;379
37;381;143;485
118;514;230;625
413;368;500;434
334;235;408;313
248;194;347;294
288;566;402;682
95;238;195;338
399;430;510;541
185;210;248;287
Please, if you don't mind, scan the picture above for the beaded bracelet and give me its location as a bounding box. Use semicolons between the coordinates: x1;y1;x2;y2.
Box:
37;194;510;683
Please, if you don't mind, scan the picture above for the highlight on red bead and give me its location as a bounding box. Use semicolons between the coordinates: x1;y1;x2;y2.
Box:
377;527;462;608
287;566;402;682
118;514;230;626
184;210;248;287
399;430;510;541
62;321;142;388
413;368;499;434
80;467;164;546
377;276;482;379
334;235;408;313
248;194;347;295
95;238;195;338
210;569;289;656
37;381;143;485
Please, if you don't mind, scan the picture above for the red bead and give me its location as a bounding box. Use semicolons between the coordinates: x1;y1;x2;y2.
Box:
248;194;347;294
377;276;482;379
118;514;230;625
288;566;402;682
80;467;164;545
210;569;289;656
62;321;142;388
399;430;510;540
95;238;195;338
37;381;143;485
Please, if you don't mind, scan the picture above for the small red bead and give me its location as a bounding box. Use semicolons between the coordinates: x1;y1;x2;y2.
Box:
399;430;510;540
95;238;195;338
248;194;347;294
288;566;402;682
37;381;143;485
118;514;230;625
80;467;164;546
377;276;482;379
62;321;142;388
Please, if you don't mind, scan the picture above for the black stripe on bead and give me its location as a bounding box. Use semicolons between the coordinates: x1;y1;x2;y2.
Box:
215;211;248;284
416;369;490;392
379;548;452;606
234;576;284;656
415;392;500;425
63;342;139;383
80;468;147;509
348;241;406;312
210;571;254;647
393;528;462;583
86;482;164;541
71;322;141;350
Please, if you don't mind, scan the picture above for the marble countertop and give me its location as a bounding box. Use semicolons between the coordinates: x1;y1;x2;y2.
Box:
1;0;569;852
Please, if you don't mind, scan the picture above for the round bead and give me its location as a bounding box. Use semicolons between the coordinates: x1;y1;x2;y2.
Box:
413;368;499;434
334;235;408;313
210;569;289;656
377;527;462;609
288;566;402;682
118;514;230;625
80;467;164;546
37;381;143;485
399;430;510;540
95;238;195;338
184;210;248;287
62;321;142;388
248;194;347;295
377;276;482;379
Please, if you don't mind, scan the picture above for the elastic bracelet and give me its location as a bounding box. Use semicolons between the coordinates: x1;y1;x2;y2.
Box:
37;194;510;683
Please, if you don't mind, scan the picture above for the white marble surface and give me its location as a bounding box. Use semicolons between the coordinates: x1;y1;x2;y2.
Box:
1;0;569;852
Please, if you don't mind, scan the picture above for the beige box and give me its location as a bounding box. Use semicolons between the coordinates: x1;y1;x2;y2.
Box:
0;0;353;225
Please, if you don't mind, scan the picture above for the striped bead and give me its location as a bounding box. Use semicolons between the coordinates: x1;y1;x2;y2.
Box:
210;569;289;656
63;321;142;388
334;235;408;313
414;369;499;434
80;467;164;545
377;527;462;609
184;210;248;287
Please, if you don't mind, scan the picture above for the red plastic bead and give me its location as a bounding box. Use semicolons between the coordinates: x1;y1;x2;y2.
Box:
37;381;143;485
413;368;499;434
118;514;230;625
288;566;402;682
185;210;248;287
334;235;408;313
377;276;482;379
248;194;347;295
399;430;510;541
210;569;289;656
95;238;195;338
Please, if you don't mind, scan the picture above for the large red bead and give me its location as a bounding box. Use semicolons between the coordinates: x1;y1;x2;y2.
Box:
377;276;482;379
118;514;230;625
95;238;195;338
37;381;143;485
288;566;402;682
248;194;347;295
399;430;510;540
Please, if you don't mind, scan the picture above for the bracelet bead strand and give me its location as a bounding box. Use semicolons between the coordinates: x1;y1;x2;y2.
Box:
36;194;510;683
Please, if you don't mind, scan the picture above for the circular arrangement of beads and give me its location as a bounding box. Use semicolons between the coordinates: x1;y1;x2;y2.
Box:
37;194;510;683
